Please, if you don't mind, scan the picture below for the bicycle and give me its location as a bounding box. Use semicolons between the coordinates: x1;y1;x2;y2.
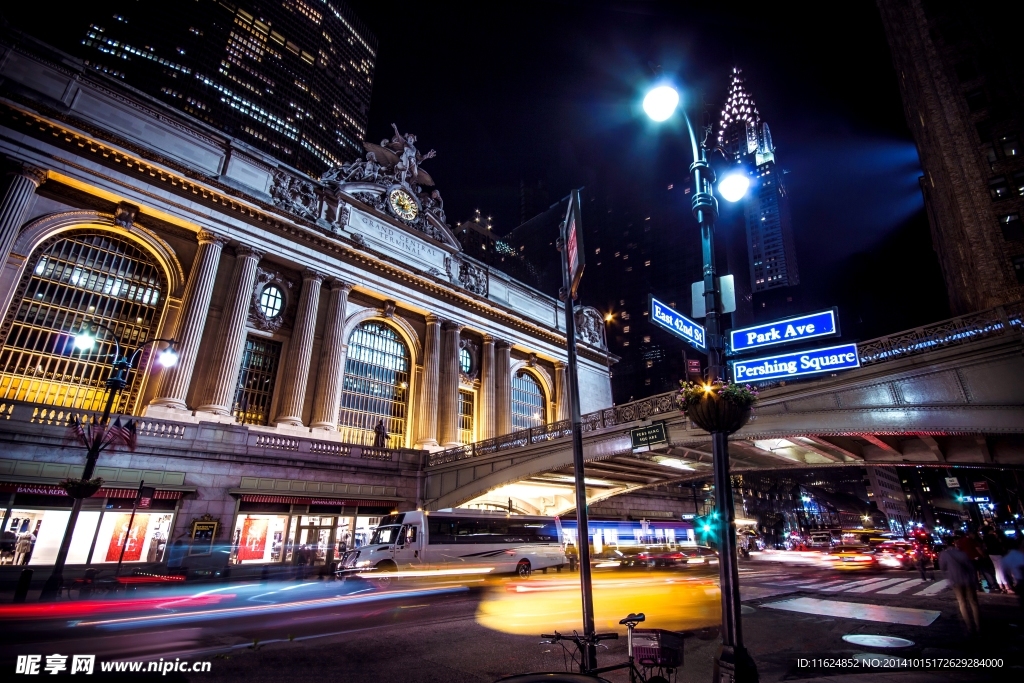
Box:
495;613;681;683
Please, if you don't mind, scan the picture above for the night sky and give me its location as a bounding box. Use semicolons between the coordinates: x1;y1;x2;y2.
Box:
349;0;950;337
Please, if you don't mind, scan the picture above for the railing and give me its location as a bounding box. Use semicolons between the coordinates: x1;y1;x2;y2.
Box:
857;301;1021;365
427;301;1023;468
1;400;410;463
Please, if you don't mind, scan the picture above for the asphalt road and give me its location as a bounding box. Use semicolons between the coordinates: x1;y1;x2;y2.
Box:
1;562;1021;682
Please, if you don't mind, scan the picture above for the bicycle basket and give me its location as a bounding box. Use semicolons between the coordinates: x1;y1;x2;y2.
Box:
633;629;684;669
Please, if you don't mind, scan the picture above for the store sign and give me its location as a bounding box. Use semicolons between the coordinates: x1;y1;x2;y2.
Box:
944;477;960;488
731;343;860;382
631;422;668;449
562;189;585;297
650;295;706;351
729;308;839;354
973;481;989;492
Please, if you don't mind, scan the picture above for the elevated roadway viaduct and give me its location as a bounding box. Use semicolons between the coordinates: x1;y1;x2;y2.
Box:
423;304;1024;515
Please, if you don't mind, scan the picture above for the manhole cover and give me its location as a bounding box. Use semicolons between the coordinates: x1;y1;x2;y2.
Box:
842;635;914;648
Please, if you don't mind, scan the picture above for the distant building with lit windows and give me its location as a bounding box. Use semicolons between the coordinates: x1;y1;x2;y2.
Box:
718;68;800;321
63;0;377;175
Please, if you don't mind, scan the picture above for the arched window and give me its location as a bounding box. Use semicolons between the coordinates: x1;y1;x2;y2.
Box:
511;370;545;430
338;321;410;447
0;230;166;413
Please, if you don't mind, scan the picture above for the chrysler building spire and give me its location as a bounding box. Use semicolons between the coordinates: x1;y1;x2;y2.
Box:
718;67;761;160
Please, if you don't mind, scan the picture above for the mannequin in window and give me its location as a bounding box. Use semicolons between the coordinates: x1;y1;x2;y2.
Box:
373;419;388;448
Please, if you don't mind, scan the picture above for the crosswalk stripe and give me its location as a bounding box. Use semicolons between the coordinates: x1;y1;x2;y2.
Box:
845;577;908;593
914;579;949;596
877;579;924;595
819;577;891;592
795;579;849;589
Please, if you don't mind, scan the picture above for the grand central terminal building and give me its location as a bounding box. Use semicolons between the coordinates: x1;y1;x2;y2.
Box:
0;36;615;575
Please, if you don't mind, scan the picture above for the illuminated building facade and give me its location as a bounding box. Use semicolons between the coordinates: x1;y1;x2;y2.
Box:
718;68;800;318
878;0;1024;314
0;35;613;578
69;0;376;175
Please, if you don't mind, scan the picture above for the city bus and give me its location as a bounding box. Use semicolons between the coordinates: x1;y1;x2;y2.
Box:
337;510;565;578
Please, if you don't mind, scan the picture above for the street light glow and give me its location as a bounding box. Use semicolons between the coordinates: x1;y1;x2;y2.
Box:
157;348;180;367
73;333;95;351
718;171;750;203
643;85;679;122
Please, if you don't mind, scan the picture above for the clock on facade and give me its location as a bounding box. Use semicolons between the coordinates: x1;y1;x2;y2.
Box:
388;187;419;221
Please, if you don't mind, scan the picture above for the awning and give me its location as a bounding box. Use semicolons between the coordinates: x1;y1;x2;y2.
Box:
238;493;397;507
0;482;185;499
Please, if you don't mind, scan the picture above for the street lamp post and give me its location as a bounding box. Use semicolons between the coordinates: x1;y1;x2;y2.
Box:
644;84;758;683
38;324;178;601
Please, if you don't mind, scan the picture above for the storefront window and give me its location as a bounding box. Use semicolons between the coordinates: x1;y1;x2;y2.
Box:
4;505;172;566
231;514;288;564
93;512;173;564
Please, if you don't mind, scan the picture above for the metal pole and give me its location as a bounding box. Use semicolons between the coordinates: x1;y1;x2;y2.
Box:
685;116;757;683
39;366;124;601
558;192;597;671
116;481;145;577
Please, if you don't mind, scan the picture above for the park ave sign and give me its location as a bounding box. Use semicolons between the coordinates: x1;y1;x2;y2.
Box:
729;309;839;354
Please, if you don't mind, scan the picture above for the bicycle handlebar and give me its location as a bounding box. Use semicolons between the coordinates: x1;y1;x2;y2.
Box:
539;632;618;642
595;633;619;641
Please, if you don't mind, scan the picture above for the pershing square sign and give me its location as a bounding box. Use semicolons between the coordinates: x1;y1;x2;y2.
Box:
731;343;860;382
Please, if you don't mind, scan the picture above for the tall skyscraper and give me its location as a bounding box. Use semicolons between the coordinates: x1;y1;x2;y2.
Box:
42;0;376;175
718;68;799;317
877;0;1024;314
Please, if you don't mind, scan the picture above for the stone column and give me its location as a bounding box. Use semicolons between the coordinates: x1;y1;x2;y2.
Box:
414;314;441;449
150;230;226;410
310;279;353;429
478;335;496;440
494;339;512;436
438;320;463;447
554;361;570;422
196;245;263;415
0;164;46;268
274;269;324;426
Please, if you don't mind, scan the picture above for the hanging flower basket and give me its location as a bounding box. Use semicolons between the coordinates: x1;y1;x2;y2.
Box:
60;477;104;499
677;381;758;435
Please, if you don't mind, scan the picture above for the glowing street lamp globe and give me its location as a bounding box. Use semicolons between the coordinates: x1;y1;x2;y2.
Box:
718;171;751;203
157;348;180;367
642;85;679;122
73;332;95;352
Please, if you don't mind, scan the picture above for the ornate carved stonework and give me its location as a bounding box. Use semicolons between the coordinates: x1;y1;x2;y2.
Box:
113;202;138;229
459;337;479;383
574;306;607;350
249;266;298;332
444;254;488;297
382;300;396;318
270;170;319;221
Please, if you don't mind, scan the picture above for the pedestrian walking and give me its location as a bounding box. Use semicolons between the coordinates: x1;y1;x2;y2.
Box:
916;544;934;581
565;542;578;572
373;419;388;448
983;528;1010;593
1002;538;1024;610
941;535;982;636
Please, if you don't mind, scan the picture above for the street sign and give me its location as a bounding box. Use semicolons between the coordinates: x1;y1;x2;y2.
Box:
729;308;840;355
691;275;736;318
631;422;668;449
649;295;706;351
563;189;585;298
687;359;702;375
944;477;960;488
973;481;988;492
730;342;860;383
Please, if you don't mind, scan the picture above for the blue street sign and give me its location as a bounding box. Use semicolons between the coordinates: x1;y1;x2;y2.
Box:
649;295;706;351
731;342;860;383
729;308;839;354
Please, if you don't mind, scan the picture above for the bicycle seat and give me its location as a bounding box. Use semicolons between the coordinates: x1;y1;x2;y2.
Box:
618;612;646;626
